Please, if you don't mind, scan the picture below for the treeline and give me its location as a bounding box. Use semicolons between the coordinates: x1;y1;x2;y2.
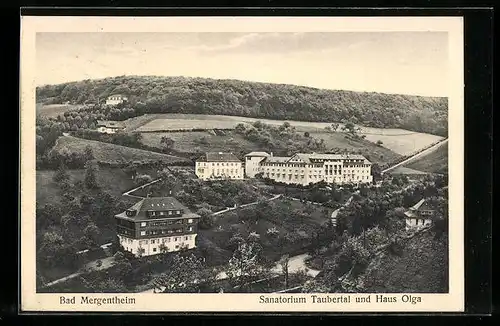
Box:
36;75;448;136
235;121;326;156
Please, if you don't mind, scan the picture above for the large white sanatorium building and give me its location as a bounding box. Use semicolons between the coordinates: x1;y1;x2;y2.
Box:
195;152;244;180
253;152;373;185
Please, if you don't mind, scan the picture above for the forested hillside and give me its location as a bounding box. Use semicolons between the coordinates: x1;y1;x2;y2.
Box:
36;76;448;136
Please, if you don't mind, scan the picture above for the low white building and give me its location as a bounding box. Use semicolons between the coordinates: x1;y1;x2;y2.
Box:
96;120;125;134
404;199;436;230
195;152;244;181
256;152;373;186
244;151;271;178
105;94;128;106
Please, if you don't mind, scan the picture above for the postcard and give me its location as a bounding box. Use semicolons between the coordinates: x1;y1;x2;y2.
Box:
20;15;464;312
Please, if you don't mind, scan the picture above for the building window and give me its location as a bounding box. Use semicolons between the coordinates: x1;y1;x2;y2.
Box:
153;248;157;252
140;231;146;236
141;222;147;227
188;226;193;232
176;210;180;215
168;211;172;215
185;236;189;241
188;219;193;224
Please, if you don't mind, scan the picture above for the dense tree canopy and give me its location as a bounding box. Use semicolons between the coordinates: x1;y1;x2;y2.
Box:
36;76;448;136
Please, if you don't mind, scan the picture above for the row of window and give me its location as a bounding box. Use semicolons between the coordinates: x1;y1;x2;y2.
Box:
147;210;182;217
140;219;193;227
139;235;194;245
198;162;241;167
139;226;193;236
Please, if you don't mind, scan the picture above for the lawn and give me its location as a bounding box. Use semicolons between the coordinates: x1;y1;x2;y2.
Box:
362;132;444;156
36;103;83;118
131;113;442;155
405;142;448;174
140;131;262;154
36;167;137;206
52;135;190;164
140;129;400;165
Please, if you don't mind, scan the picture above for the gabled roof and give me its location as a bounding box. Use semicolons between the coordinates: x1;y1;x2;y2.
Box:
261;156;291;163
197;152;241;162
245;151;271;157
115;196;199;221
409;199;436;212
404;199;439;219
96;120;125;128
107;94;127;98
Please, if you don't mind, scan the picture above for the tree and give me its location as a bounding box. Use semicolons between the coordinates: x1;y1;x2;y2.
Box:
376;140;384;146
226;241;266;291
134;173;153;186
160;136;175;151
279;254;290;289
152;253;213;293
53;161;70;184
304;131;310;138
83;221;101;248
84;145;95;161
84;161;99;189
197;208;215;229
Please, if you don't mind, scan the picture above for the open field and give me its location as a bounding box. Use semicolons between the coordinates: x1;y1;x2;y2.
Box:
140;131;261;154
36;168;137;206
405;142;448;174
52;136;190;164
139;129;400;165
36;103;83;118
132;113;444;155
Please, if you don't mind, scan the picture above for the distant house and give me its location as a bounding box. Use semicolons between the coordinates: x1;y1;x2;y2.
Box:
96;120;125;134
105;94;128;106
195;152;244;180
404;199;436;230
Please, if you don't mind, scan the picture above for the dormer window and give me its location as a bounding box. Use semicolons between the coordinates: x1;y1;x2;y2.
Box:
126;210;136;217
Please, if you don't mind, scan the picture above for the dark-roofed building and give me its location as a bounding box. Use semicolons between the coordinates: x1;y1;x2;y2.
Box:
115;196;200;257
96;120;125;134
404;198;436;230
195;152;244;180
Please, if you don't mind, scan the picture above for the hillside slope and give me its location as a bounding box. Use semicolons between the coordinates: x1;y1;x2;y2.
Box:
360;230;448;293
36;75;448;136
405;142;448;174
52;135;189;164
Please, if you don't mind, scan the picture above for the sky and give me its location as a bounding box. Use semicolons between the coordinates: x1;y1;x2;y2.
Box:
36;32;449;97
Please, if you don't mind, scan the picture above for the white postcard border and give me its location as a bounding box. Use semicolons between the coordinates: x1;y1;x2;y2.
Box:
20;15;464;313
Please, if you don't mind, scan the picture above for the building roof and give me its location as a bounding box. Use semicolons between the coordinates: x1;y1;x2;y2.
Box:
107;94;127;99
263;152;371;164
197;152;241;162
261;156;291;163
115;196;199;221
245;151;271;157
96;120;125;129
404;199;439;219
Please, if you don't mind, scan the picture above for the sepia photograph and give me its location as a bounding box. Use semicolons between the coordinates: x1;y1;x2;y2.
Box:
21;16;464;312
